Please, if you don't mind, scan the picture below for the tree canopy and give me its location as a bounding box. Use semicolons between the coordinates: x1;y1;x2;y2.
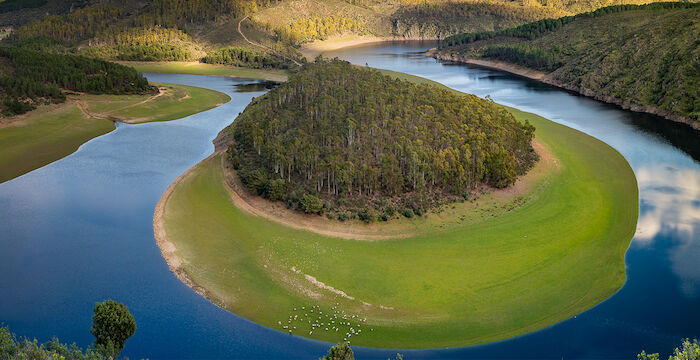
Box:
90;300;137;357
229;59;536;220
0;46;155;116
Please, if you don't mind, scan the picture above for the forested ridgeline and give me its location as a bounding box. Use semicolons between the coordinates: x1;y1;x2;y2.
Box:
436;2;700;123
251;0;664;43
228;59;537;222
441;2;699;47
0;47;155;116
391;1;569;39
7;0;285;62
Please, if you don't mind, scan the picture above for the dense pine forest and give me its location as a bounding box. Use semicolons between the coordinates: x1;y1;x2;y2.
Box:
436;2;700;124
203;46;292;69
228;59;537;221
0;47;154;115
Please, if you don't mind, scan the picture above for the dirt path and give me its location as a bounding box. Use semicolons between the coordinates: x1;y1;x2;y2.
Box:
219;141;555;241
237;16;302;66
75;99;122;122
221;155;405;241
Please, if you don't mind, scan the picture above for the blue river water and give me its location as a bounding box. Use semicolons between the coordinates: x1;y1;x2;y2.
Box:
1;43;698;359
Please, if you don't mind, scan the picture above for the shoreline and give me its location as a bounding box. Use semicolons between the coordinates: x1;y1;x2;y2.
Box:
300;35;440;59
152;153;226;308
430;52;699;130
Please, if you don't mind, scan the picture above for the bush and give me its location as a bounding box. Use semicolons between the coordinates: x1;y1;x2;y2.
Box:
402;208;414;218
384;204;395;217
263;179;286;201
241;169;268;194
337;212;348;221
300;193;324;214
357;208;376;223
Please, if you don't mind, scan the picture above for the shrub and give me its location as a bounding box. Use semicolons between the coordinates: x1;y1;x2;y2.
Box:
300;193;324;214
357;208;376;223
263;179;286;201
402;208;414;218
241;169;268;194
384;204;395;217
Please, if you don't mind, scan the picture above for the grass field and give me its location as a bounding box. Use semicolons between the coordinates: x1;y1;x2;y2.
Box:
123;61;289;82
82;83;230;124
0;83;230;183
159;73;639;348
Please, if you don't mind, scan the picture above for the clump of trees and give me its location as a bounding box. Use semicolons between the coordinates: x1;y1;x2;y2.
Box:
0;47;155;116
229;59;537;221
320;342;403;360
0;299;136;359
203;46;291;69
275;16;365;43
638;338;700;360
482;44;562;71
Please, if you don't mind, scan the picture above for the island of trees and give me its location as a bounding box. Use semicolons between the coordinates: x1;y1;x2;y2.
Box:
227;59;537;222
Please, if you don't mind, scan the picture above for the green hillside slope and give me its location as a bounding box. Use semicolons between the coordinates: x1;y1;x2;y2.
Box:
2;0;667;66
435;3;700;127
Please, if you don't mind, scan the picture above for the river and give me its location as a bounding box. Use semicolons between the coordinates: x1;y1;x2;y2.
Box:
1;43;698;359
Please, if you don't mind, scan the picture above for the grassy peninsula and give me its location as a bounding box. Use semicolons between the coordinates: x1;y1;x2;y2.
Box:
155;69;638;348
434;3;700;127
0;48;230;182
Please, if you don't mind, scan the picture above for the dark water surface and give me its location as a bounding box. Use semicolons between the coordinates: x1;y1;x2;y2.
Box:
1;44;698;359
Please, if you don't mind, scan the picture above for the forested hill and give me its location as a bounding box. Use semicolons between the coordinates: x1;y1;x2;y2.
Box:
435;2;700;126
228;60;537;221
0;47;155;116
1;0;665;66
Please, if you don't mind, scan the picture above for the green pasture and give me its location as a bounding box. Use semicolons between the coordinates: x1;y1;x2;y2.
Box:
0;83;229;182
161;76;639;347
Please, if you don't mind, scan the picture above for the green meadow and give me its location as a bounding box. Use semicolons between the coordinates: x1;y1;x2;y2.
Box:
160;74;639;348
123;61;289;82
0;83;229;183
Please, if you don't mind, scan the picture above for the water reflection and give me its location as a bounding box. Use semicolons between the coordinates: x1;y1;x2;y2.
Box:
233;80;280;92
635;165;700;298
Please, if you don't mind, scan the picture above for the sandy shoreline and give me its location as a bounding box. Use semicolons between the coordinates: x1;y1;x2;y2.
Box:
300;35;439;59
152;153;225;308
430;52;699;130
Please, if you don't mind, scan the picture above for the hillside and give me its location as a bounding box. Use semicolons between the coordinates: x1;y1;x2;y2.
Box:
227;59;537;221
0;46;154;116
434;3;700;127
1;0;665;66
